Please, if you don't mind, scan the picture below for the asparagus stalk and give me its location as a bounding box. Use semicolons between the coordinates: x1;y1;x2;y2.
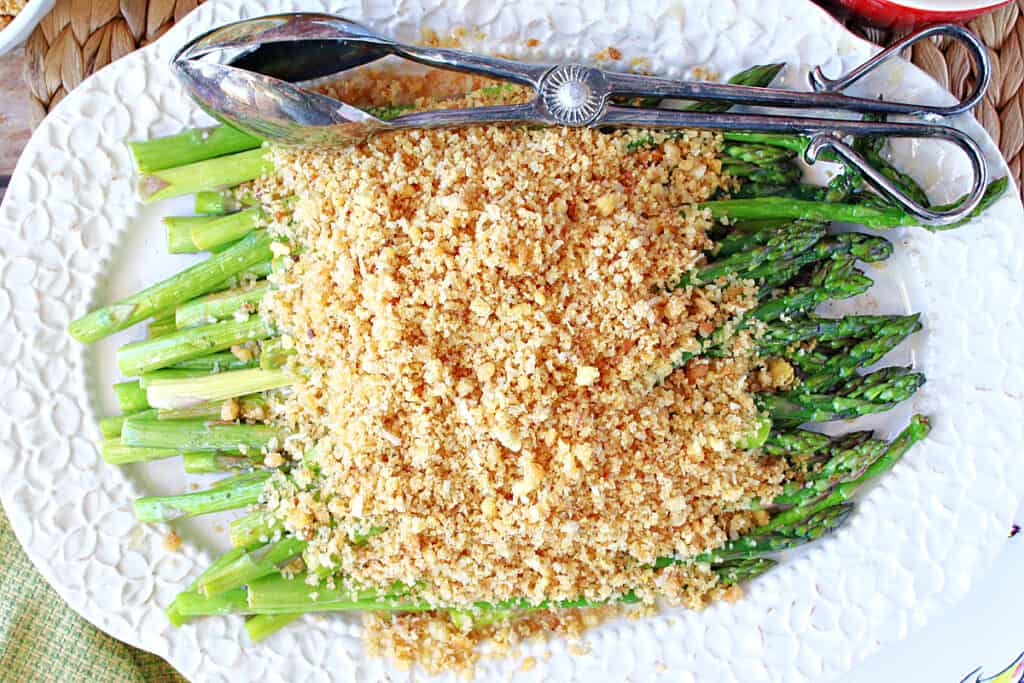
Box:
146;368;293;409
114;380;150;412
758;415;930;531
685;63;785;112
134;471;271;523
165;216;217;254
147;316;179;338
101;439;187;465
230;511;284;548
183;452;261;474
245;613;302;641
676;222;827;287
758;366;924;427
158;394;265;420
129;125;262;174
702;177;1008;229
176;283;269;329
759;313;920;350
167;545;256;626
190;208;264;252
69;231;274;343
99;408;157;439
116;316;275;376
140;148;273;204
170;352;260;372
198;536;308;596
121;416;284;452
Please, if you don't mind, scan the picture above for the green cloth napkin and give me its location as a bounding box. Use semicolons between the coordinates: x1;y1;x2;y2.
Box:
0;506;186;682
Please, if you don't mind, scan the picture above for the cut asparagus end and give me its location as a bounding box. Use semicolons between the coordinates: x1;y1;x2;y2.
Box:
245;613;301;641
191;207;264;252
164;215;218;254
114;380;150;413
101;439;184;465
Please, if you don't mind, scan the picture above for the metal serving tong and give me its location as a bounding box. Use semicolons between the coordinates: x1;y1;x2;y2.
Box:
173;15;992;226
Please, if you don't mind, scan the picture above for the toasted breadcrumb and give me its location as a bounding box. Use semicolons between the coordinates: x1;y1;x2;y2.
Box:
0;0;25;16
163;530;182;552
250;72;789;674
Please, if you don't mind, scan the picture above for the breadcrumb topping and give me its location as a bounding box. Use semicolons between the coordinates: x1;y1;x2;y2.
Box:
0;0;25;28
252;72;789;672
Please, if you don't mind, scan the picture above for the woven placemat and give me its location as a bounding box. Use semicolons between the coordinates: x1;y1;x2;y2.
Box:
22;0;1024;194
22;0;203;123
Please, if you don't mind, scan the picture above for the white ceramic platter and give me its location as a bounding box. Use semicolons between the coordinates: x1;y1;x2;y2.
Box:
1;1;1022;681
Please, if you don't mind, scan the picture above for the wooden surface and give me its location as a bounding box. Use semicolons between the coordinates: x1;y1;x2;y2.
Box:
0;49;32;203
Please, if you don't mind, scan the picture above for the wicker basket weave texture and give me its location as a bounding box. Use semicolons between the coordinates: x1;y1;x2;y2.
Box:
21;0;1024;195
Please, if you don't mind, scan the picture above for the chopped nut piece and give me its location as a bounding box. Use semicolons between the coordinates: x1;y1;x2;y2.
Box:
766;357;796;388
575;365;600;386
220;399;240;422
594;192;621;216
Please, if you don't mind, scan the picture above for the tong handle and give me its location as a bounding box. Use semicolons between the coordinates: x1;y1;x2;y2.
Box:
600;106;988;226
809;23;990;117
603;23;989;118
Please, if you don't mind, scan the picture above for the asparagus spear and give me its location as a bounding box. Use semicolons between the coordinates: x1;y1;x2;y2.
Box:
130;125;262;174
759;313;920;350
140;148;273;204
175;283;269;329
117;316;275;376
145;368;293;409
657;502;853;568
183;452;260;474
68;231;274;343
758;366;924;427
190;208;264;252
702;177;1008;229
121;416;284;452
167;544;257;626
134;471;271;523
758;415;930;531
101;439;185;465
677;222;827;287
198;536;308;596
